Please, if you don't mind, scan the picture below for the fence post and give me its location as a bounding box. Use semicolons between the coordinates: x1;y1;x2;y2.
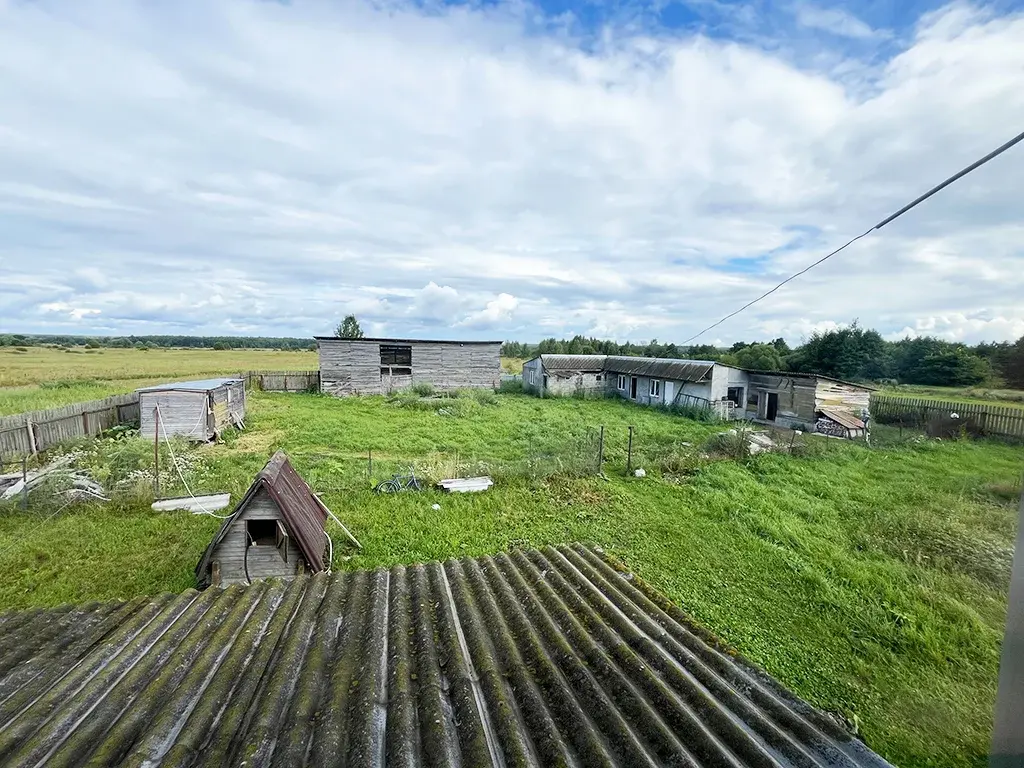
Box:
20;457;27;510
597;426;605;474
626;426;634;474
26;419;37;456
368;449;373;479
153;408;160;499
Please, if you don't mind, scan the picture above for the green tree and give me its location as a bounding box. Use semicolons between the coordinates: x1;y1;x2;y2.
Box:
335;315;365;339
213;341;231;351
788;323;886;381
733;343;783;371
911;349;991;386
1005;336;1024;389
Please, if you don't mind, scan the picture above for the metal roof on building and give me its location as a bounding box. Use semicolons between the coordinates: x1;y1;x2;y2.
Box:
195;450;329;588
0;543;890;767
314;336;502;345
137;377;242;393
533;354;609;372
604;356;716;381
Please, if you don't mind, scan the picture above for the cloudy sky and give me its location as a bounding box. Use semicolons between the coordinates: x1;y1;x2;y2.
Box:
1;0;1022;345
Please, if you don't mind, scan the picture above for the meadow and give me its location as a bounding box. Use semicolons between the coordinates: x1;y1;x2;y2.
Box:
0;388;1020;767
0;346;318;414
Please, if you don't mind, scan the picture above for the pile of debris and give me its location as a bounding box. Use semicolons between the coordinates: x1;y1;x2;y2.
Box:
0;456;108;503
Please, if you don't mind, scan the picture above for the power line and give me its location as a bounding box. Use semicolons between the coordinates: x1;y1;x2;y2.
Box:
681;128;1024;346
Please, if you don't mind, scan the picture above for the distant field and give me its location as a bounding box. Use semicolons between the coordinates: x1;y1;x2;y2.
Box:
880;384;1024;408
0;346;318;414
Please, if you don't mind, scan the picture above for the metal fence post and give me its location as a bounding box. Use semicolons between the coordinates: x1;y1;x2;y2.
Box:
20;457;27;510
597;425;605;474
626;426;634;474
368;449;373;479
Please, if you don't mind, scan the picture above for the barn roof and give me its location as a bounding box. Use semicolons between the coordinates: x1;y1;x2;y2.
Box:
195;451;327;588
137;377;243;393
604;356;716;381
0;543;891;767
533;354;609;372
743;370;877;391
314;336;502;344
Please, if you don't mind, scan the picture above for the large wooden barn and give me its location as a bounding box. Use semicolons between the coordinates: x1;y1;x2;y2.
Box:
316;336;501;396
195;451;328;588
138;378;245;441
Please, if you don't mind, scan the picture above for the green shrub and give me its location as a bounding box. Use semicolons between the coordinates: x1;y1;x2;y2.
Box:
410;382;436;397
472;389;498;406
499;378;524;394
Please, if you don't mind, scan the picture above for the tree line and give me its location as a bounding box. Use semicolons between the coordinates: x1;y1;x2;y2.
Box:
0;334;317;350
502;325;1024;388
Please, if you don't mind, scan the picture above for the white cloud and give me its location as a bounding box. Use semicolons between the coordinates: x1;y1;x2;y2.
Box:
792;3;881;39
459;293;519;329
0;1;1021;345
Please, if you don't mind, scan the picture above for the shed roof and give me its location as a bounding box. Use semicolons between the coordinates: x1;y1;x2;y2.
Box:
195;450;327;588
0;543;891;767
533;354;609;372
743;370;877;391
604;356;716;381
820;407;866;430
137;377;242;393
314;336;502;345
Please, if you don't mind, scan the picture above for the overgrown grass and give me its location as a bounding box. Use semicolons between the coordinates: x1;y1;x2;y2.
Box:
0;346;317;390
0;391;1021;767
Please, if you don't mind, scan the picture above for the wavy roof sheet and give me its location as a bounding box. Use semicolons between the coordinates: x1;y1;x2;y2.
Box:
603;356;716;381
0;544;890;767
534;354;609;372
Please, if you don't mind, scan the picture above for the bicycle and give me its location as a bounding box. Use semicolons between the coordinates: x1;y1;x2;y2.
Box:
374;467;423;493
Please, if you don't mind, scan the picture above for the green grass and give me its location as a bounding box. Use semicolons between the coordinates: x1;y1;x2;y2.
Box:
0;391;1021;767
880;383;1024;409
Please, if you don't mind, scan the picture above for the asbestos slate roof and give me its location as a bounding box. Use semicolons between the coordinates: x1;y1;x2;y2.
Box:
535;354;609;372
0;543;891;768
137;377;243;393
195;450;328;587
604;356;716;382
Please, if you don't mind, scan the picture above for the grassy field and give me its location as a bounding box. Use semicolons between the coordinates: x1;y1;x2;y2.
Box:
0;390;1021;767
880;383;1024;408
0;346;318;415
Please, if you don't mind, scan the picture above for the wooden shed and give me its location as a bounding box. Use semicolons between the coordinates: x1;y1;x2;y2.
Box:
138;378;245;442
316;336;502;396
195;451;328;588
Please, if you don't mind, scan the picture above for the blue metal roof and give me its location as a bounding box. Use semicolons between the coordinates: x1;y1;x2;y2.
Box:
137;377;242;393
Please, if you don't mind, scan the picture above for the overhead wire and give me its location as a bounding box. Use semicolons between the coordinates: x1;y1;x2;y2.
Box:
680;128;1024;345
155;404;233;519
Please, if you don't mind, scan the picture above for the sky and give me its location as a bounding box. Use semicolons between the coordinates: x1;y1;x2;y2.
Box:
0;0;1022;346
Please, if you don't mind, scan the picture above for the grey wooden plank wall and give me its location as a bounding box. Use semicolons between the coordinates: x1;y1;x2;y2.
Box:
319;341;500;396
0;393;140;459
245;370;320;392
139;391;209;441
211;489;305;585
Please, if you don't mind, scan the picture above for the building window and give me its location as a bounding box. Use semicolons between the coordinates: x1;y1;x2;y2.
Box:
380;344;412;378
595;375;602;382
650;379;662;398
527;368;536;385
617;375;627;390
727;387;744;407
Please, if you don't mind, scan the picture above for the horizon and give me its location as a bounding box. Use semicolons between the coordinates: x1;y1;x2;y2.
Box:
1;0;1022;344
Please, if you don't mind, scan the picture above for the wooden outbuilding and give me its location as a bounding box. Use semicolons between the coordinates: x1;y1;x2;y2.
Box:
195;451;328;588
316;336;501;396
138;378;245;441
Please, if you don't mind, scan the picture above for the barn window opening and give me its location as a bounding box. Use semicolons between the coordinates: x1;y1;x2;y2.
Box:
246;519;278;547
380;344;412;378
727;387;744;407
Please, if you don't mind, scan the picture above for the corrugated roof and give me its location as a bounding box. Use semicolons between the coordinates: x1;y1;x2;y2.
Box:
535;354;609;372
137;377;242;393
604;356;716;382
0;543;890;767
314;336;502;344
195;450;328;587
820;407;866;431
743;370;877;391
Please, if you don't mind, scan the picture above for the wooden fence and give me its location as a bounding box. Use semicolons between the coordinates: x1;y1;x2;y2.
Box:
0;393;140;459
243;370;320;392
871;395;1024;439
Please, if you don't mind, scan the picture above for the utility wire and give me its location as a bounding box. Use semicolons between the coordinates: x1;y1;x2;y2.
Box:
681;128;1024;346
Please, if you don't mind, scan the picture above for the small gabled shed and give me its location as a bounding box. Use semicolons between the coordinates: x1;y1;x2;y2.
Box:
138;378;245;442
195;451;328;588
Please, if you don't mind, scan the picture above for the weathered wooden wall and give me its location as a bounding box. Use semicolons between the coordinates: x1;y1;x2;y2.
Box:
815;380;871;414
210;489;305;585
0;393;140;458
745;374;818;428
139;391;210;441
871;395;1024;439
244;370;320;392
319;340;501;396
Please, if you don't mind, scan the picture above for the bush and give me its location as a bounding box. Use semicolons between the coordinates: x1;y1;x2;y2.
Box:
472;389;498;406
499;378;524;394
212;341;230;351
410;382;436;397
